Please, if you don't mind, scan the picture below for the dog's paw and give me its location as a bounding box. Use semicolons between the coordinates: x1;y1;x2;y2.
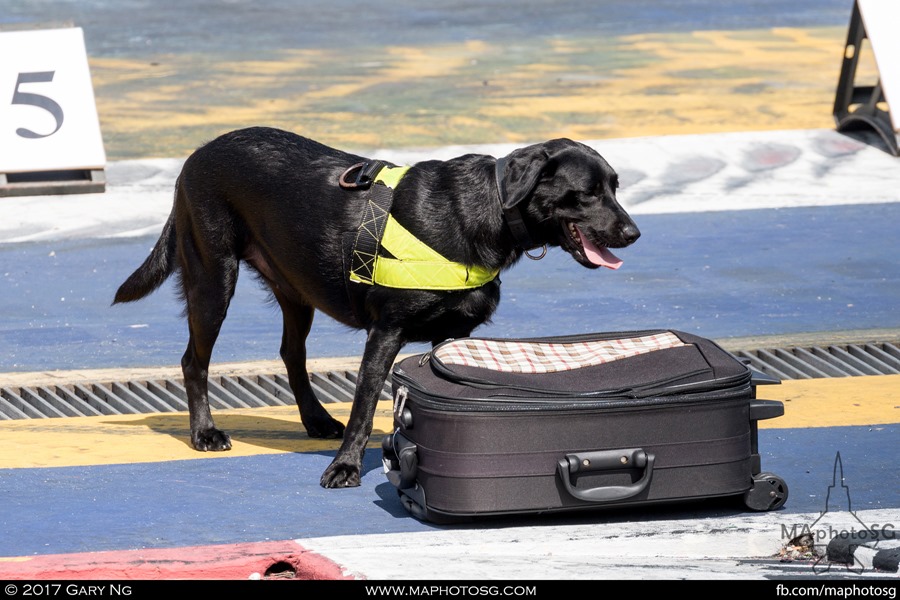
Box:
320;461;361;488
191;428;232;452
303;415;345;440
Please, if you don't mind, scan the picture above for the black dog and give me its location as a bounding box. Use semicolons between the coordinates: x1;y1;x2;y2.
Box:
113;127;639;488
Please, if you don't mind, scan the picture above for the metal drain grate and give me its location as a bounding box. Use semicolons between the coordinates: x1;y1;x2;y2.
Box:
0;370;391;421
734;342;900;381
2;342;899;420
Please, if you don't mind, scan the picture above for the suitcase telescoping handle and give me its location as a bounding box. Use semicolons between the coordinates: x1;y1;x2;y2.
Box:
557;448;655;503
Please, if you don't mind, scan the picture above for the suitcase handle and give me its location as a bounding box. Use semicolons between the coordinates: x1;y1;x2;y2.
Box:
556;448;655;503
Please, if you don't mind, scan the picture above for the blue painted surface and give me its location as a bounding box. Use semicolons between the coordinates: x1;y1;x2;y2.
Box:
2;203;898;372
0;452;402;556
1;427;895;557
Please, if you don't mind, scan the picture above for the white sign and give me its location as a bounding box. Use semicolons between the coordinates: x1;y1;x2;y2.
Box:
0;28;106;173
858;0;900;132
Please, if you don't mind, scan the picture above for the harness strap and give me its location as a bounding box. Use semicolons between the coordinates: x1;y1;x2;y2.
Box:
347;164;499;290
349;164;408;285
374;217;498;290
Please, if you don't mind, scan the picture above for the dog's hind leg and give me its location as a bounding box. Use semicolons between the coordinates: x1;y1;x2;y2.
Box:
320;326;404;488
178;232;239;452
275;295;346;439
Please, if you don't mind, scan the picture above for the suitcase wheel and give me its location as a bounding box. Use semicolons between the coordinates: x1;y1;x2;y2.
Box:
744;472;789;511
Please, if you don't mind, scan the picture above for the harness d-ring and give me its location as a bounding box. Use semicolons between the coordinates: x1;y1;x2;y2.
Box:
339;162;369;189
524;245;547;260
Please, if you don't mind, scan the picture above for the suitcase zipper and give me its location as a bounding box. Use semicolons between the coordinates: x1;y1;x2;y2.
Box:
392;371;753;413
423;355;751;400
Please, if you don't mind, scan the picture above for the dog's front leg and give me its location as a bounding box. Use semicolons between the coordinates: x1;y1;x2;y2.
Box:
320;326;403;488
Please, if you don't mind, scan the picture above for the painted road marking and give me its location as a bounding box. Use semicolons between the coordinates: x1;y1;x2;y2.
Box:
87;27;870;160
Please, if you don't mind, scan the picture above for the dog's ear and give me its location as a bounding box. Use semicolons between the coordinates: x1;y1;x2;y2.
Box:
499;145;551;209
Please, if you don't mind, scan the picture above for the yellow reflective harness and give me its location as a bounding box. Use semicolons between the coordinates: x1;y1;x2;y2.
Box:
347;164;499;290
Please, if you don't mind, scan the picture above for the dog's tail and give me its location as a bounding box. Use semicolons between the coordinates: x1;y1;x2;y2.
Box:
112;183;180;305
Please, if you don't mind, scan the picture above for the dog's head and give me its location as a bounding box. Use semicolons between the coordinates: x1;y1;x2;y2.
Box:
498;138;639;269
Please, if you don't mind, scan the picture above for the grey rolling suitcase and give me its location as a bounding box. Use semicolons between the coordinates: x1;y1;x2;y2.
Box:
382;329;788;523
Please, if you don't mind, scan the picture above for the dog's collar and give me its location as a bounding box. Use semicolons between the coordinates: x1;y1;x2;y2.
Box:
346;163;499;290
494;155;543;255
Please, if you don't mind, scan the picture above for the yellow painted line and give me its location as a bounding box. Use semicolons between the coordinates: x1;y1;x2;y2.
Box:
760;374;900;429
1;376;897;469
0;402;394;470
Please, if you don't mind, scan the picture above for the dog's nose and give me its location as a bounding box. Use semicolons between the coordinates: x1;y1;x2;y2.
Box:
620;223;640;245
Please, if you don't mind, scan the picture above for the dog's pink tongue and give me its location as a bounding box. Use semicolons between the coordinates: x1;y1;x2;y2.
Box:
575;225;623;270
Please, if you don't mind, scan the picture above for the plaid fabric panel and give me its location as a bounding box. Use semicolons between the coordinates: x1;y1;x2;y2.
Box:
433;332;686;374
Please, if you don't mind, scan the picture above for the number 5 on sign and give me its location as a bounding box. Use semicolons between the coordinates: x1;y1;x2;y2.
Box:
0;28;106;190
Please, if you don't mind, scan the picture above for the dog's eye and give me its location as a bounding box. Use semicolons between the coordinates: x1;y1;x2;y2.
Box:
595;178;618;195
562;191;582;207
